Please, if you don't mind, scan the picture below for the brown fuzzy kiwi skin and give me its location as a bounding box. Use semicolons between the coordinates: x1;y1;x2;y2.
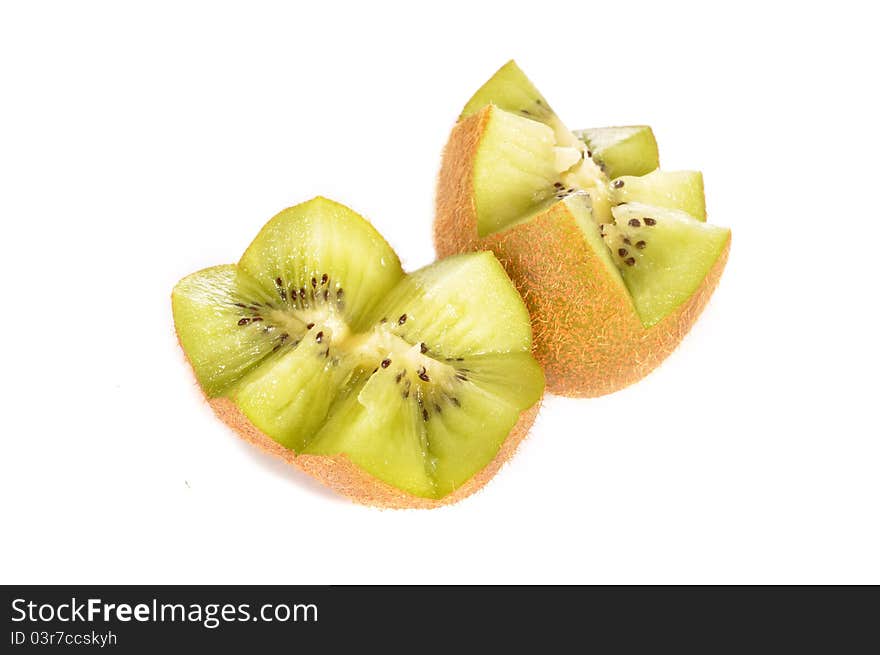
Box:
177;327;540;508
435;105;731;397
178;339;542;509
206;397;540;509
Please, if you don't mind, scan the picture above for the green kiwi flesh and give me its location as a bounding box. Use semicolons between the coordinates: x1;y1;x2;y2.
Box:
459;61;727;328
471;108;559;236
573;126;659;179
611;170;706;221
601;203;729;327
173;197;544;499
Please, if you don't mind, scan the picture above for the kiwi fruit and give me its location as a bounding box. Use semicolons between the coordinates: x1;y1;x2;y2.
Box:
435;60;730;397
172;197;544;508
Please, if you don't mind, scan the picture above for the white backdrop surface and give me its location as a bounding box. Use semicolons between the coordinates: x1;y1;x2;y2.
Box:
1;1;877;584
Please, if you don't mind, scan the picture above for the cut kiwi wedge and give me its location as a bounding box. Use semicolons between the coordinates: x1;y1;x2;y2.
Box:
435;61;731;396
173;197;544;507
610;170;706;221
573;126;659;179
601;203;728;326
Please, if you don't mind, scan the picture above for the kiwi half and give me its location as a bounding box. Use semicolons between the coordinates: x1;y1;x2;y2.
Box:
435;61;730;397
173;197;544;507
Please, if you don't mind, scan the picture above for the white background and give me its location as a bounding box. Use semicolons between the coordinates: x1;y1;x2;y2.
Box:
1;1;877;584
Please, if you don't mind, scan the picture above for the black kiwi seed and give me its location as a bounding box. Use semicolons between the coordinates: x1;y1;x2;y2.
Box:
612;180;625;189
417;367;430;382
456;372;468;381
315;331;324;343
237;318;250;326
623;237;631;245
434;403;442;414
644;217;657;226
311;277;317;288
395;371;405;383
554;182;563;189
323;289;329;301
422;408;429;422
625;257;636;266
450;397;461;407
398;314;407;325
586;150;593;158
381;358;391;368
618;248;628;257
337;288;344;300
234;302;247;308
299;287;307;300
372;367;378;374
380;317;387;324
323;349;329;358
321;273;328;285
251;317;263;322
628;218;641;227
420;342;428;354
456;357;464;362
636;240;646;249
521;109;531;115
280;333;289;343
306;322;315;329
